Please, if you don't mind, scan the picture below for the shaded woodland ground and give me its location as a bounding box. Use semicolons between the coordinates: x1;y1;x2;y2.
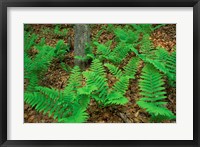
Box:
24;24;176;123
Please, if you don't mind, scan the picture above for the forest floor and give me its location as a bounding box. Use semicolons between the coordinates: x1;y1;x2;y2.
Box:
24;24;176;123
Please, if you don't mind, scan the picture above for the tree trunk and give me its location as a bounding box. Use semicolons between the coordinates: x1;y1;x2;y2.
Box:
74;24;90;70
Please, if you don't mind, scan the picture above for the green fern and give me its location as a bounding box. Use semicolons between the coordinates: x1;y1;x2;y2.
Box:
25;66;91;123
137;64;175;122
140;34;154;54
90;59;106;77
166;51;176;87
123;57;140;79
24;33;55;92
65;66;82;90
60;62;71;72
114;28;139;43
54;40;69;61
109;42;131;64
54;24;68;37
104;91;128;105
104;63;122;79
94;41;111;61
24;31;37;52
83;71;108;103
112;76;130;95
155;47;169;61
131;24;165;35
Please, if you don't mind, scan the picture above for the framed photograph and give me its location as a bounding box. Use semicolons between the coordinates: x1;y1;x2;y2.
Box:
0;0;199;146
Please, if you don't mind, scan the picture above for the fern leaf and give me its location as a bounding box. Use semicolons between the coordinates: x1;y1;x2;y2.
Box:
66;66;82;90
123;57;139;79
166;51;176;86
137;64;175;121
104;63;122;79
77;85;98;95
105;91;128;105
112;76;129;95
90;59;106;77
94;42;111;56
83;71;108;103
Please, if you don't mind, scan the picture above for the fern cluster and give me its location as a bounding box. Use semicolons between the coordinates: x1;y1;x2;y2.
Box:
83;58;139;106
25;66;91;123
24;24;176;123
24;32;55;91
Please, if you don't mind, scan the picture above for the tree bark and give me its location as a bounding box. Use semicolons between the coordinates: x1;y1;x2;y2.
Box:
74;24;90;70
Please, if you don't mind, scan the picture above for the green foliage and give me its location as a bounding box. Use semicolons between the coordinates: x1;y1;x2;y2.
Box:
66;66;82;90
24;24;176;123
114;28;139;43
25;66;91;123
60;62;71;72
123;57;140;79
131;45;176;88
24;31;37;52
110;42;131;64
104;63;122;79
54;40;70;61
94;41;132;64
139;34;154;54
105;91;128;105
24;32;55;92
137;64;175;122
90;59;106;76
54;24;68;37
112;76;130;95
83;59;130;106
131;24;165;35
166;51;176;87
83;71;108;103
74;43;95;61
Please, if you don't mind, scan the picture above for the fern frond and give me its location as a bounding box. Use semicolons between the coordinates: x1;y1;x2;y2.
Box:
112;76;129;95
66;66;82;90
166;51;176;86
114;28;138;43
90;59;106;77
26;74;39;91
146;58;167;74
31;45;55;73
24;32;37;52
105;91;128;105
123;57;139;79
35;86;60;100
94;42;111;56
104;63;122;79
137;64;175;121
140;34;154;54
155;47;169;62
77;85;98;95
109;42;131;64
83;71;108;103
59;103;89;123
